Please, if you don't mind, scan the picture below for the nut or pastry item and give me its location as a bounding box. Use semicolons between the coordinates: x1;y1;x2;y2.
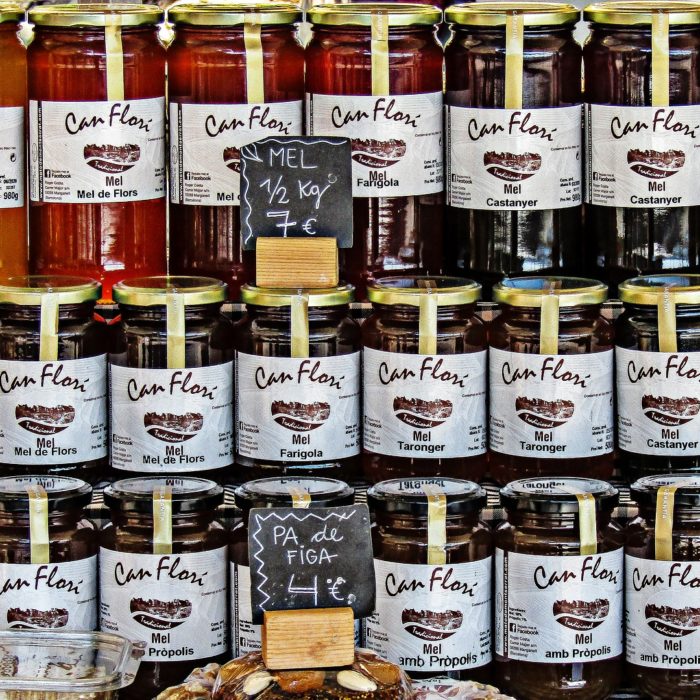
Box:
213;650;412;699
412;678;516;700
157;664;221;699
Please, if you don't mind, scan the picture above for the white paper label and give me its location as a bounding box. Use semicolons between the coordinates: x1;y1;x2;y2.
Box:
495;548;623;663
169;101;303;206
363;348;487;459
306;93;443;197
99;547;227;662
236;352;361;462
110;363;233;472
489;348;614;459
0;106;24;208
365;559;492;672
616;347;700;456
586;104;700;208
231;563;260;657
0;356;107;465
0;556;97;632
626;554;700;669
447;105;582;211
30;98;166;204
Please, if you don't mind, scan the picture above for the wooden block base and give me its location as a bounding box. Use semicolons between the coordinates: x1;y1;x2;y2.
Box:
256;237;339;289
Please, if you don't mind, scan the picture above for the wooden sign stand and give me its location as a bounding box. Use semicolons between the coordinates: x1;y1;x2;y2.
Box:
262;608;355;670
256;237;339;289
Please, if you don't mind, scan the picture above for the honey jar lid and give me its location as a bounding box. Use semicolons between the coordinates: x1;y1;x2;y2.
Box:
0;476;92;513
240;284;354;307
446;2;579;26
367;478;487;516
619;274;700;306
493;276;608;307
631;474;700;508
235;477;354;511
168;2;301;26
29;3;163;27
367;276;482;307
104;477;223;514
500;477;619;514
112;275;227;307
584;1;700;25
0;276;101;306
308;3;442;27
0;4;23;23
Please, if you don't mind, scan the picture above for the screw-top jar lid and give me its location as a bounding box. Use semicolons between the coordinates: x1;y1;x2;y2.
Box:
104;477;223;514
446;2;579;26
0;3;23;23
584;1;700;25
240;284;354;308
367;276;481;307
0;276;101;306
619;274;700;306
308;3;442;27
368;478;487;516
112;276;227;307
168;2;301;26
29;3;163;27
631;474;700;508
500;477;619;514
0;476;92;513
493;276;608;308
235;477;354;511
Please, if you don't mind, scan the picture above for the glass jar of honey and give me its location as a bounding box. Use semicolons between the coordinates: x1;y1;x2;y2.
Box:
489;277;615;484
444;3;583;293
110;276;234;478
584;1;700;289
0;5;26;279
27;4;167;301
167;2;304;299
306;3;444;299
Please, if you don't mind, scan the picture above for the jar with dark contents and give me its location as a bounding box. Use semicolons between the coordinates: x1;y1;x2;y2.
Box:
0;475;96;632
234;285;361;482
616;275;700;479
230;476;354;657
167;2;304;299
626;475;700;699
100;476;227;700
495;477;623;699
584;2;700;289
305;3;444;299
488;277;615;484
363;277;487;483
27;4;167;301
444;3;583;293
365;478;492;681
0;276;108;483
110;276;234;478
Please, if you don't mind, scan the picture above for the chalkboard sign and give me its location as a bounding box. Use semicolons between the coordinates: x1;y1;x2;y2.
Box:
248;505;374;623
240;136;353;250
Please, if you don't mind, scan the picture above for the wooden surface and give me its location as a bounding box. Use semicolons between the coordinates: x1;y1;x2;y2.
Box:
256;237;338;288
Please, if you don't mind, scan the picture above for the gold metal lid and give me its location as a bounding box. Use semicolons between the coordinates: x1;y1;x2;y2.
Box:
112;276;227;307
241;284;354;307
308;3;442;27
619;274;700;306
0;4;23;23
0;276;101;306
584;1;700;26
367;276;481;306
446;2;579;26
493;276;608;307
29;3;163;28
168;2;301;27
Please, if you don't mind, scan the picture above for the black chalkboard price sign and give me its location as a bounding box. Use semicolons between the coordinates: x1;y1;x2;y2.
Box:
248;504;375;624
240;136;353;250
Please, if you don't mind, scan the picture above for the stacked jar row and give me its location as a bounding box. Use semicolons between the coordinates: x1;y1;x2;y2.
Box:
3;1;700;301
1;273;699;484
7;473;700;700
